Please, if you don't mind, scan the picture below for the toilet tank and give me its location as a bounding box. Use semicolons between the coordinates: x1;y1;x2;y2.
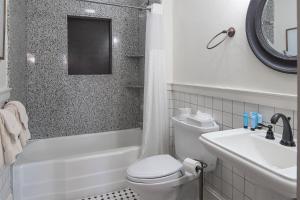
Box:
172;117;219;172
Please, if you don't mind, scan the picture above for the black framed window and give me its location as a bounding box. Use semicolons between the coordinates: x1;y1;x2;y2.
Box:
68;16;112;75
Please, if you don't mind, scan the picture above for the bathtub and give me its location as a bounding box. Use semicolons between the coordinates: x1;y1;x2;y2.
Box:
13;128;142;200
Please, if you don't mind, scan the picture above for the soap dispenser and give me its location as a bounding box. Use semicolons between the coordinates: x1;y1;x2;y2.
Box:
251;112;257;131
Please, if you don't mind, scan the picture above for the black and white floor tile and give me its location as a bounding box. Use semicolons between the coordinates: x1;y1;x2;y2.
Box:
78;188;141;200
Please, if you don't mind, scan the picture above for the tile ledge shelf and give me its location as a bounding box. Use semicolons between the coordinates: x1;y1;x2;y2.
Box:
125;55;145;58
124;84;144;89
167;83;297;111
0;88;11;106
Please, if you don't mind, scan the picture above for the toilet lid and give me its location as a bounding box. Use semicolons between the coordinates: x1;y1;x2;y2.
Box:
127;155;183;179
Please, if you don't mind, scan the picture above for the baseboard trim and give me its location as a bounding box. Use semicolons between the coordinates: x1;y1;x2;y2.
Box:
205;185;227;200
168;83;297;111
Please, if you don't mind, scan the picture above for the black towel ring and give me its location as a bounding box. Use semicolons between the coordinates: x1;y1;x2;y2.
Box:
206;27;236;50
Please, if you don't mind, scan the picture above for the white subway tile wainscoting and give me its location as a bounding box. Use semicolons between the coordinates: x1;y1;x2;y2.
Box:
168;84;297;200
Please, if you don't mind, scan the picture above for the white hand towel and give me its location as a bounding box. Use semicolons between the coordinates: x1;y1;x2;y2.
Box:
0;109;22;141
0;111;23;166
4;105;27;147
5;101;31;140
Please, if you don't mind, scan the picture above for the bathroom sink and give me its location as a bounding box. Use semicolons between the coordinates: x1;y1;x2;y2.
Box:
199;128;297;198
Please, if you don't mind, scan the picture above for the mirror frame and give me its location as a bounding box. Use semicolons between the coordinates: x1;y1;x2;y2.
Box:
246;0;297;74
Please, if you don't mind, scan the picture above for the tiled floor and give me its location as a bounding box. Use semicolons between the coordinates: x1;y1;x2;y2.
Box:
78;188;140;200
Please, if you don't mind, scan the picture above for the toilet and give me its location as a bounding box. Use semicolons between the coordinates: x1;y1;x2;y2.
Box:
126;112;219;200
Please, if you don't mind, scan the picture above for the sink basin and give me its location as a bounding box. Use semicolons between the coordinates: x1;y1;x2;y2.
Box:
199;128;297;198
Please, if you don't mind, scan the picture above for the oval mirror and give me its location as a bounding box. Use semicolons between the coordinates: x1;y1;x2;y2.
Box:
246;0;297;74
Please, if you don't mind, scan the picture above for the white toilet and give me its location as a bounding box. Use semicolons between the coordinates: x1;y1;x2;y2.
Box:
126;112;219;200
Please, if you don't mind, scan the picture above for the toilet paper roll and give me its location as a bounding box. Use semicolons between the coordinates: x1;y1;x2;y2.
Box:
183;158;201;176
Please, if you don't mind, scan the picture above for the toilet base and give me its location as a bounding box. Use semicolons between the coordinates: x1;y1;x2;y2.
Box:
128;178;199;200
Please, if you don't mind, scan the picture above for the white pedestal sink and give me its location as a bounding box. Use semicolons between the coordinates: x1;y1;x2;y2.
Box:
199;128;297;199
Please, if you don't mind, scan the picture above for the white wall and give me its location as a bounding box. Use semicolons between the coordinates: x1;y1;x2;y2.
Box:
0;53;7;89
162;0;173;82
172;0;297;95
0;0;8;90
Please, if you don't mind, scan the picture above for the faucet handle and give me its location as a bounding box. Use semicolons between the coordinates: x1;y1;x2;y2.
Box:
258;123;275;140
258;122;270;129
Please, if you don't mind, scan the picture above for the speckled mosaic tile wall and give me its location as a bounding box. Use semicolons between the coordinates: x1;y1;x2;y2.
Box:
25;0;157;139
262;0;274;44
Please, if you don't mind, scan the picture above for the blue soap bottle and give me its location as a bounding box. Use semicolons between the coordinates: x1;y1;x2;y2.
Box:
257;113;262;125
251;112;257;131
243;112;248;129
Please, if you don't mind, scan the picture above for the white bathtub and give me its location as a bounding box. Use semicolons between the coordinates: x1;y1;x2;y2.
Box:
13;128;142;200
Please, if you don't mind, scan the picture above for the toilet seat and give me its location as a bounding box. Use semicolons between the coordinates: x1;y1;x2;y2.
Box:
127;155;184;184
127;171;184;184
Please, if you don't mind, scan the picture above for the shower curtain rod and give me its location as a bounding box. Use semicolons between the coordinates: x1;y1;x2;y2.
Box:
76;0;151;11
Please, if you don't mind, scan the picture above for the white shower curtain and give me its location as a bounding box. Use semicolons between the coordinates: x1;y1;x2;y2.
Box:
141;3;169;158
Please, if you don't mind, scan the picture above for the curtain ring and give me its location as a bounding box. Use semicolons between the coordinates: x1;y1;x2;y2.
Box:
206;27;236;50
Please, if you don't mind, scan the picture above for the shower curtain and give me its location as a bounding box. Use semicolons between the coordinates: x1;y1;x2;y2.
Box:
141;3;169;158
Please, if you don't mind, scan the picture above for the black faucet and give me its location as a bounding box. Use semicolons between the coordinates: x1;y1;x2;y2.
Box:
270;113;295;147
